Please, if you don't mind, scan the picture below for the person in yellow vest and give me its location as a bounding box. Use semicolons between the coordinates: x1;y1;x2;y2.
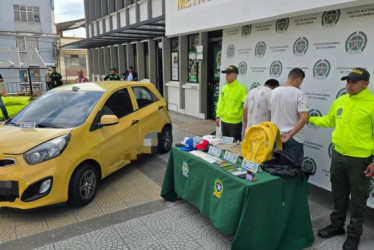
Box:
309;68;374;250
216;65;247;141
104;67;121;81
49;66;63;89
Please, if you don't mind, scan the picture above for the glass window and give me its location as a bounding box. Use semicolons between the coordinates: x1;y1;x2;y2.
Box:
132;86;158;109
14;5;40;23
64;55;87;70
102;89;133;118
16;37;26;51
144;43;149;79
10;91;103;128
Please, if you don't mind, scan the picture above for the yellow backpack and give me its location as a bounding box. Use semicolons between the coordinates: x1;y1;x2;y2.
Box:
241;121;282;164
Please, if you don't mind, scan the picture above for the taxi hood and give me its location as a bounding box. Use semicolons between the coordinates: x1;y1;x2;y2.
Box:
0;125;72;154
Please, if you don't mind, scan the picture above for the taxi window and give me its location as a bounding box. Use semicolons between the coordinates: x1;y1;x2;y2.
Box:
102;88;133;118
132;86;158;109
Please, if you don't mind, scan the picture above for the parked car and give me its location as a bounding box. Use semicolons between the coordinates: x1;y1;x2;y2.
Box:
0;82;172;209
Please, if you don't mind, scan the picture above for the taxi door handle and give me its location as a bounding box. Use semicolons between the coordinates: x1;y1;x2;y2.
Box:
158;105;164;110
131;120;139;125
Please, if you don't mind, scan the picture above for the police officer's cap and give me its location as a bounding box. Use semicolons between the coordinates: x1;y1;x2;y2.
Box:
110;67;117;71
341;67;370;81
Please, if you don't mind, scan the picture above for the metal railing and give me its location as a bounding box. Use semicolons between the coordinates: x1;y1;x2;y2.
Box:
4;81;47;95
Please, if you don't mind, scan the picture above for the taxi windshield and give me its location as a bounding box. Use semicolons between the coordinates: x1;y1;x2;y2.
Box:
8;90;103;128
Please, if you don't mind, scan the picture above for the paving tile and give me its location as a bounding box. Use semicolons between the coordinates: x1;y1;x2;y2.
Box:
197;237;232;250
44;207;78;230
54;235;91;250
187;224;227;247
15;221;48;239
72;200;104;222
32;244;55;250
86;226;128;250
95;186;128;215
160;231;201;249
308;199;331;221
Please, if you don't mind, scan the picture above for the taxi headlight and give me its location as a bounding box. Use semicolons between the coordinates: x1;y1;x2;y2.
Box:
24;134;71;165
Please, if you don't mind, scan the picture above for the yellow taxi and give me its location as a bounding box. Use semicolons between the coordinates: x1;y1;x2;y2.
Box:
0;82;172;209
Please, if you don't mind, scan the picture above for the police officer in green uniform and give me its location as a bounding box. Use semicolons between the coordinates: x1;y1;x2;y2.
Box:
49;66;62;90
104;67;120;81
309;68;374;250
216;65;247;141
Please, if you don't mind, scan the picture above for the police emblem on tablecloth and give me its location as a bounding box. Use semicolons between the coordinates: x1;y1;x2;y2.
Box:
238;61;247;76
227;44;235;59
293;37;309;56
242;25;252;38
322;10;340;27
345;31;367;54
250;82;261;90
336;88;347;99
308;109;322;128
313;59;331;79
302;157;317;175
275;18;289;33
182;162;189;177
270;61;282;78
328;143;335;158
255;41;266;58
213;178;223;198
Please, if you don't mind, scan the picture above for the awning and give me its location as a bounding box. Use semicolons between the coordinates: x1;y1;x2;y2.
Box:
62;16;165;49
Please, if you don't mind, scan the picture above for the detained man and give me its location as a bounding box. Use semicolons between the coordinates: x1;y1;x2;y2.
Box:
268;68;309;166
243;79;279;131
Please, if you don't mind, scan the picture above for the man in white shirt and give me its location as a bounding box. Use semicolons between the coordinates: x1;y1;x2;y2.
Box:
268;68;309;165
243;79;279;130
121;66;138;81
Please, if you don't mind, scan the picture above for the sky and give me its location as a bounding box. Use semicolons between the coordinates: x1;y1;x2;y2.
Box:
54;0;86;38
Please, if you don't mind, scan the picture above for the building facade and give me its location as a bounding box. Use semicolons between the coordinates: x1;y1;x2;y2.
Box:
165;0;374;207
0;0;57;94
65;0;166;96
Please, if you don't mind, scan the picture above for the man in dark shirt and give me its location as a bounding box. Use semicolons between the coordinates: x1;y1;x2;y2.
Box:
49;66;63;89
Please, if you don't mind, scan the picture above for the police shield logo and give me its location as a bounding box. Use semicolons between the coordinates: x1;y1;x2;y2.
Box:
255;41;266;58
308;109;322;128
322;10;340;27
293;37;309;56
242;25;252;38
213;178;223;198
302;157;317;175
238;61;247;76
328;143;335;158
275;18;289;33
345;31;367;54
336;88;347;99
182;162;189;177
270;61;282;78
227;44;235;59
251;82;261;90
313;59;331;79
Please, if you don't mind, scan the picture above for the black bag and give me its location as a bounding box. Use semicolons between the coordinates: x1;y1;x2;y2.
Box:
260;149;304;178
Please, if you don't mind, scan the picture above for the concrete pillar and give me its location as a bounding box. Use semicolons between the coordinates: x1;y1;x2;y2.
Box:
162;37;171;101
199;32;208;117
108;0;115;14
179;35;188;109
98;47;105;78
118;44;126;75
110;46;119;72
93;48;99;80
148;39;157;86
116;0;123;10
126;43;134;70
136;41;145;80
95;0;101;19
87;49;94;80
104;46;111;74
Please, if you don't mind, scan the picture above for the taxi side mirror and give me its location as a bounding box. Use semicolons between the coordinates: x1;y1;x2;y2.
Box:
98;115;119;128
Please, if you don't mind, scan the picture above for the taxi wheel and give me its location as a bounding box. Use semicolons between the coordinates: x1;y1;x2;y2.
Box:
69;164;98;206
158;126;172;153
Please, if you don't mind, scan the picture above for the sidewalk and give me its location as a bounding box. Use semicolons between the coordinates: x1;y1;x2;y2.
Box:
1;112;374;250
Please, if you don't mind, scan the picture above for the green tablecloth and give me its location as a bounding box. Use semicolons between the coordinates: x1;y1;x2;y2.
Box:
161;146;314;250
